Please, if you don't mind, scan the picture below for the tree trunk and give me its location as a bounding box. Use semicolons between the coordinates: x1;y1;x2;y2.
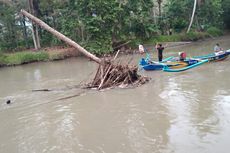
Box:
35;25;41;48
187;0;197;33
33;0;41;49
28;0;38;50
158;1;162;19
157;0;163;34
21;9;101;64
21;15;29;49
31;25;38;49
152;7;157;24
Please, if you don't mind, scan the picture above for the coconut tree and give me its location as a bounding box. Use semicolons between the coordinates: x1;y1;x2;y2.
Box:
187;0;197;33
157;0;163;33
28;0;41;50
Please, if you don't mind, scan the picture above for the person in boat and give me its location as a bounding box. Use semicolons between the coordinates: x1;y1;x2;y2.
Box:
139;44;148;54
139;44;153;64
178;52;186;61
139;44;150;57
155;43;167;62
139;44;144;54
214;43;223;52
214;43;225;55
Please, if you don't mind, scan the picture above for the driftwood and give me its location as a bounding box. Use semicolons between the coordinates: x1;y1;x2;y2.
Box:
32;89;51;92
21;9;149;90
86;59;149;89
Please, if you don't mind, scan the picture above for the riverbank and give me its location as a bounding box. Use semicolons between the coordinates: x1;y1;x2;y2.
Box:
0;31;224;68
0;47;81;67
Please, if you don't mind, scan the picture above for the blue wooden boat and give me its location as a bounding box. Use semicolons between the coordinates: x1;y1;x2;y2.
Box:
193;49;230;61
139;58;203;71
139;59;164;70
139;49;230;71
139;54;175;71
163;59;208;72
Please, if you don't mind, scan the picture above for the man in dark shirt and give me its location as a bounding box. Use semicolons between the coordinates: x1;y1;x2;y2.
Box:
155;43;165;62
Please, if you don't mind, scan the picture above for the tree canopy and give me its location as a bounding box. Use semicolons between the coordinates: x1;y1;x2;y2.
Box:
0;0;229;53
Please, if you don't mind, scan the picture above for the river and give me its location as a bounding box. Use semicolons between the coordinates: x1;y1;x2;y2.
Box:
0;35;230;153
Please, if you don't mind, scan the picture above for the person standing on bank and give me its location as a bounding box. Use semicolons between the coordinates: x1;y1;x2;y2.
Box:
155;43;166;62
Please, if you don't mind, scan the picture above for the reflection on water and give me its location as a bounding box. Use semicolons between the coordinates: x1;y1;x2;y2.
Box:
0;36;230;153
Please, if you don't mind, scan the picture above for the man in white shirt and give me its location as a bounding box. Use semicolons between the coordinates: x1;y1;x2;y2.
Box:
214;43;224;55
214;43;222;52
139;44;145;54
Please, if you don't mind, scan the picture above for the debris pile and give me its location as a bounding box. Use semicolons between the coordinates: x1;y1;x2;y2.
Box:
87;60;149;90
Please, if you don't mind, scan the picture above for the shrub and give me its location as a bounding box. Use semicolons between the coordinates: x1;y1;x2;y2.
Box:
206;27;223;37
179;32;208;41
48;51;65;60
84;40;113;56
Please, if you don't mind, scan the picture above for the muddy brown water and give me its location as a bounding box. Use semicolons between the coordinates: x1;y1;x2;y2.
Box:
0;36;230;153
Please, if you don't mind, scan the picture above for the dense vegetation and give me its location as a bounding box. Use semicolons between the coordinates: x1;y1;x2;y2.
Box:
0;0;229;55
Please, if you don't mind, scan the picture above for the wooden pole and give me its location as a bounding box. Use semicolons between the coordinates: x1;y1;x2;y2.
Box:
21;9;101;64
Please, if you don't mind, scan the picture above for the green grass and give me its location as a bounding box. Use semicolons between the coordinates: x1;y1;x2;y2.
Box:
0;49;79;67
0;51;49;66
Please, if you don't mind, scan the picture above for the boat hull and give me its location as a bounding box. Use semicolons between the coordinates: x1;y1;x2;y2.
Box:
140;59;200;71
194;50;230;61
163;59;208;72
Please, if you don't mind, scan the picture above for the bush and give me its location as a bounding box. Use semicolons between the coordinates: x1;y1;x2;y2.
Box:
185;32;198;41
84;40;113;56
206;27;223;37
48;51;66;60
178;32;208;41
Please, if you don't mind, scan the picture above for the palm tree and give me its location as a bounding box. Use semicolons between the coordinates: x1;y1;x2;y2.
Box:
157;0;163;33
187;0;197;33
28;0;41;50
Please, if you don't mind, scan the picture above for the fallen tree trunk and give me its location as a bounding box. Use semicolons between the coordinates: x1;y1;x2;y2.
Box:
21;9;149;90
21;9;101;64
